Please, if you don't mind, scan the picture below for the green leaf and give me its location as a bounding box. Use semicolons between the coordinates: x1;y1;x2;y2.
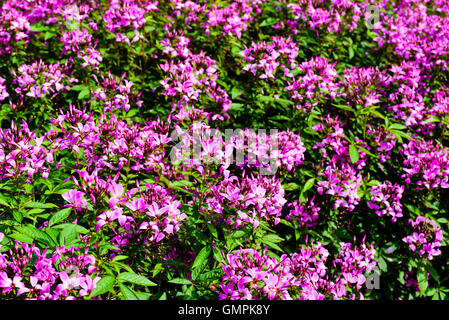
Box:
270;115;291;121
112;255;129;262
23;202;57;209
152;263;164;278
388;123;407;130
117;272;157;287
192;246;211;269
158;292;167;300
44;31;56;41
417;267;428;296
389;129;412;141
282;182;299;191
437;217;448;224
99;243;120;254
191;265;206;282
13;210;23;223
48;208;72;227
109;261;135;273
118;283;139;300
260;18;277;27
231;88;242;99
426;264;440;283
258;95;293;106
0;219;20;226
88;275;115;298
423;116;440;123
9;232;34;244
171;180;193;188
29;24;47;32
78;89;90;100
56;224;77;245
230;103;244;112
302;178;315;194
261;239;283;252
0;195;10;208
167;186;195;196
46;188;73;195
134;291;151;300
168;278;192;285
333;104;355;112
377;256;388;272
276;98;295;106
349;144;360;163
126;108;139;118
195;269;225;283
262;234;284;243
54;223;89;234
70;84;87;91
230;229;247;238
15;225;56;246
278;218;293;228
207;223;218;239
26;208;45;216
348;46;354;59
45;228;60;246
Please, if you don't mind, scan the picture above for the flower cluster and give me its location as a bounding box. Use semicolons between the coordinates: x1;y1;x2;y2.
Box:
401;137;449;190
217;239;377;300
375;1;449;70
314;116;366;212
12;60;77;100
239;36;299;80
159;29;232;117
202;0;264;38
117;182;187;245
282;0;365;34
286;197;320;228
0;29;13;55
0;234;100;300
286;57;338;112
402;216;443;260
366;125;396;164
0;76;9;101
206;171;286;229
89;71;143;112
368;181;404;222
0;120;54;182
333;239;377;290
103;0;148;44
339;66;390;108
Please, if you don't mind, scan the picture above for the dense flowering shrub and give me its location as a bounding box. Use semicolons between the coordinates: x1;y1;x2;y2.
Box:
0;0;449;301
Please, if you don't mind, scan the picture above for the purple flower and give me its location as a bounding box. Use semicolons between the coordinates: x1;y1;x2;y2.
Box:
62;190;88;211
368;181;404;222
403;216;443;260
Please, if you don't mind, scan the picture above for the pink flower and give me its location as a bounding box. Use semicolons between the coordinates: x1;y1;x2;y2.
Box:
79;276;100;297
0;272;29;295
62;189;88;211
108;182;124;208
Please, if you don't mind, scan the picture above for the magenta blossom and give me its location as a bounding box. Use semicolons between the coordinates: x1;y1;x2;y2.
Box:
62;190;88;211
